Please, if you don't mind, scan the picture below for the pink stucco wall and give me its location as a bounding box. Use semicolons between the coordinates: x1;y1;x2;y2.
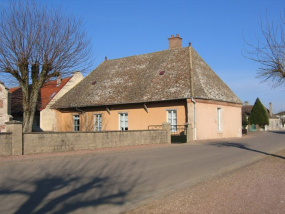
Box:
195;100;242;140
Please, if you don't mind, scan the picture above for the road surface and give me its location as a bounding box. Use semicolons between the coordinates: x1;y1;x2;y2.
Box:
0;131;284;213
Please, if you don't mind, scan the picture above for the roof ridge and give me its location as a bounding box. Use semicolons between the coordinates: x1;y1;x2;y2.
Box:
102;47;189;62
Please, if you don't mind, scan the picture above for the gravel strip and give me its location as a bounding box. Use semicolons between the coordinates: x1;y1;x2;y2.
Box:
124;150;285;214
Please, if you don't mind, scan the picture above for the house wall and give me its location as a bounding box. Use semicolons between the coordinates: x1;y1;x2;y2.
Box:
267;118;281;130
189;99;242;140
0;82;12;132
40;71;84;131
55;100;187;131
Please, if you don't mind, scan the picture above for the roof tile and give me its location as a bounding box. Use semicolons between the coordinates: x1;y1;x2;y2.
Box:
53;47;241;108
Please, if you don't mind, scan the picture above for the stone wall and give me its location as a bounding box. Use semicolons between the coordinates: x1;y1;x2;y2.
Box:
0;121;171;156
23;130;168;155
0;133;12;156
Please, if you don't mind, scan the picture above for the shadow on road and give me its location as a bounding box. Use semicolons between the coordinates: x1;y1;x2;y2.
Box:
210;142;285;160
0;156;142;214
269;131;285;135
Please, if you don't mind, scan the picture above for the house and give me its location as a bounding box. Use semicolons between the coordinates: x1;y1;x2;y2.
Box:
276;111;285;128
52;35;242;141
0;81;12;132
10;71;83;131
242;101;281;130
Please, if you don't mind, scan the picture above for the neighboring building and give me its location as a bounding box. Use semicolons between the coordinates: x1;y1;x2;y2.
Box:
242;101;281;130
52;35;242;141
0;81;12;132
10;71;83;131
276;111;285;128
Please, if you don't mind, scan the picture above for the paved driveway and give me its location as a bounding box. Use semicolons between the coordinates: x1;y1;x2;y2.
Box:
0;131;284;214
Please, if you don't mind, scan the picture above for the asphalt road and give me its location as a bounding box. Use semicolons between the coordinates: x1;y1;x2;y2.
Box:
0;131;284;214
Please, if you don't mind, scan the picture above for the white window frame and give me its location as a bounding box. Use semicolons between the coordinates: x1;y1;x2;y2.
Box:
217;108;221;132
73;115;80;131
167;110;177;132
94;114;102;131
119;113;128;131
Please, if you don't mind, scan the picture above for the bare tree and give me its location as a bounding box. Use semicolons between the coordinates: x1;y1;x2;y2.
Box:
0;0;91;132
244;11;285;88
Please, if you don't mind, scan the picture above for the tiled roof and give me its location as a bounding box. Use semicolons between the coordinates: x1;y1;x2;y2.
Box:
40;77;72;110
242;105;254;116
276;111;285;116
10;77;71;114
53;46;242;109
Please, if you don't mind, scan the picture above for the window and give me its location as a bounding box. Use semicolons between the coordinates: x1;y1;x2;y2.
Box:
217;108;221;131
94;114;102;131
73;115;80;131
119;113;128;131
167;110;177;132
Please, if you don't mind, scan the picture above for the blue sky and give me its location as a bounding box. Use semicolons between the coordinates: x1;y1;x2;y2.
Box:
2;0;285;113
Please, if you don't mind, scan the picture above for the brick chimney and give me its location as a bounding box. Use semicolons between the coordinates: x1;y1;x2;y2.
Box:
168;34;182;49
244;101;249;106
269;102;272;117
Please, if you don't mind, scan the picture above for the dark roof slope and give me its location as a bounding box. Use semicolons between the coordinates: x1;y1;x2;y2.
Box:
242;105;254;116
276;111;285;116
10;77;71;114
242;105;279;119
53;47;241;108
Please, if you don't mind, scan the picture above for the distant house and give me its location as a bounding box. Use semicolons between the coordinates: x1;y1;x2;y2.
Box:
242;101;281;130
10;71;83;131
276;111;285;119
52;35;242;141
0;81;12;132
276;111;285;128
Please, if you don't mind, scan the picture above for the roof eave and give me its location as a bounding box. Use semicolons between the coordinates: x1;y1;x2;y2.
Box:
52;96;242;109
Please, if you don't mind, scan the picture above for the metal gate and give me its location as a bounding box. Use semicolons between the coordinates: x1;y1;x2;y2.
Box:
148;125;187;143
170;125;187;143
249;124;257;132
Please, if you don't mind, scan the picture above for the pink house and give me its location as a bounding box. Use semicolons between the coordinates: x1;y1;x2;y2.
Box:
52;35;242;141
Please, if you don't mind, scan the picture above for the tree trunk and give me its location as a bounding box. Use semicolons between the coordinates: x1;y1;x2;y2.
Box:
23;106;36;132
22;87;37;132
21;81;42;132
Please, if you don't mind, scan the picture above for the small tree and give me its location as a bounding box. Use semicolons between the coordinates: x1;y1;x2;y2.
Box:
0;0;91;132
248;98;269;128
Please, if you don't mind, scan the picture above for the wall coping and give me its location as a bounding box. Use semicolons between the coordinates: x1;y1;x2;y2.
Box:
0;132;12;135
5;121;22;125
24;129;167;134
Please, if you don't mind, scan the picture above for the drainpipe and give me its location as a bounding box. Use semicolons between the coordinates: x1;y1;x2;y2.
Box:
76;107;87;131
189;43;196;141
191;98;196;141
